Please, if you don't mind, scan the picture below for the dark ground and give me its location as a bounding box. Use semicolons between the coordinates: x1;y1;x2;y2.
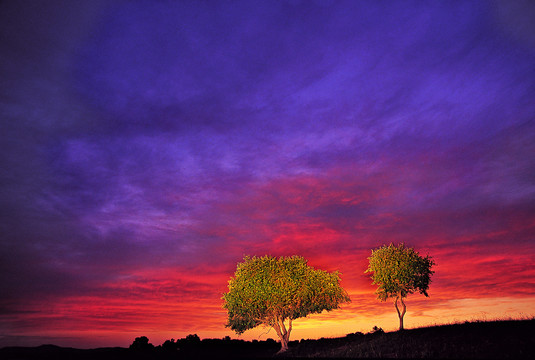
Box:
1;319;534;359
281;318;535;359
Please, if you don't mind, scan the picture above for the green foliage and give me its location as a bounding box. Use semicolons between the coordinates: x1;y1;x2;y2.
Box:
365;243;435;301
222;255;351;335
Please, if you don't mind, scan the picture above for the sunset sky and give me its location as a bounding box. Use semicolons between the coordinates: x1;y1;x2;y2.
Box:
1;0;534;349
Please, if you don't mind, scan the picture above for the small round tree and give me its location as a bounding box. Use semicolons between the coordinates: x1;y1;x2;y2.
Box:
365;243;435;331
222;255;350;353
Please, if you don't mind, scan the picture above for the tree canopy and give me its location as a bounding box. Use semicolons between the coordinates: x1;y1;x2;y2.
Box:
222;255;350;352
365;243;435;330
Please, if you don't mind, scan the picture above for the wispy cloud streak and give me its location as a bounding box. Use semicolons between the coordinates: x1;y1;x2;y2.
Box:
1;0;534;348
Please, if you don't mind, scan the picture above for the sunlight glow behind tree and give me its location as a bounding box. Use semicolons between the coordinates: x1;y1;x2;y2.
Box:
222;255;350;352
366;243;435;331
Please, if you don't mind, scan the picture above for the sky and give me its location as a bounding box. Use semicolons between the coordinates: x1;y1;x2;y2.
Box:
1;0;534;349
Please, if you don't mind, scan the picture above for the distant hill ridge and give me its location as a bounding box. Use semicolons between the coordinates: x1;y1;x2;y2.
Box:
1;318;534;359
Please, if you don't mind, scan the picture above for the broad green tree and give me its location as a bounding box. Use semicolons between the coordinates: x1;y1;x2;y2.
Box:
222;255;350;352
365;243;435;331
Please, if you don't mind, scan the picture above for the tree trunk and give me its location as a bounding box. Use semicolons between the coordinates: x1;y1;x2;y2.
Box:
394;294;406;331
279;335;289;353
273;317;292;353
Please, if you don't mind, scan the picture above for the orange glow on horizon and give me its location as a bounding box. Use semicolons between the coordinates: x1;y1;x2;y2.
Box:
5;244;534;349
2;171;534;349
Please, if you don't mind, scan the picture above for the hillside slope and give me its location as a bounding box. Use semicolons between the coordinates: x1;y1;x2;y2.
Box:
1;319;533;359
282;319;535;358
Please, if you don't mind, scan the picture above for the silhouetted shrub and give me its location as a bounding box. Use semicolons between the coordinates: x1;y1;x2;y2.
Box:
369;325;384;335
161;338;178;352
176;333;201;351
129;336;154;351
185;334;200;343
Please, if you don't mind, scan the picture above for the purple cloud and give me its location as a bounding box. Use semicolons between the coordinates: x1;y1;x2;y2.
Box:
1;0;534;347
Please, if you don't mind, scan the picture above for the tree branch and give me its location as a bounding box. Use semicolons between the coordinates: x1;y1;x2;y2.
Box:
280;316;287;338
394;295;401;318
400;296;406;318
287;318;293;339
272;316;283;341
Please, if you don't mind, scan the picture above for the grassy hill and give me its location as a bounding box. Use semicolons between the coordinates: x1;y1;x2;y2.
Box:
1;318;533;359
282;318;535;358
